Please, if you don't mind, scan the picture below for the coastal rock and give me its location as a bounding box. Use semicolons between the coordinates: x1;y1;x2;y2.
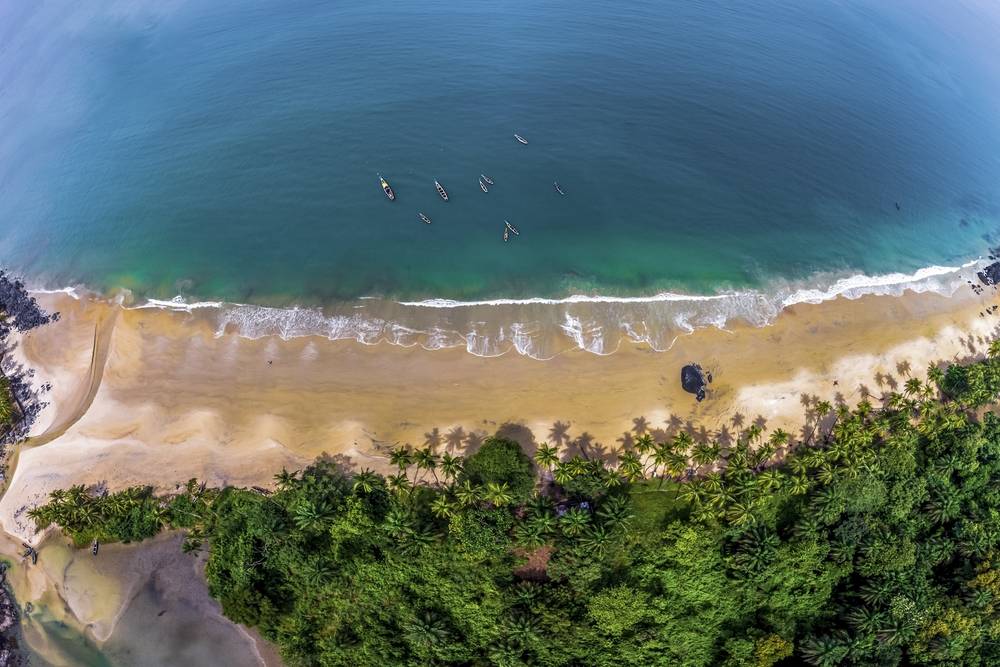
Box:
0;567;25;666
681;364;709;402
0;270;58;445
977;261;1000;287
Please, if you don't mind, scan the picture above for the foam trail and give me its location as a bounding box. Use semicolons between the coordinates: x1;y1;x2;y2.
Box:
26;258;988;359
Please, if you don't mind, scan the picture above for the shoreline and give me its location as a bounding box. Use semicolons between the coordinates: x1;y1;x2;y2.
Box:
1;283;998;541
21;257;990;359
0;277;997;659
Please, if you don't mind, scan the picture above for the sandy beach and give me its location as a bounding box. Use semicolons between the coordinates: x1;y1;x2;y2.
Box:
0;284;996;661
2;286;998;545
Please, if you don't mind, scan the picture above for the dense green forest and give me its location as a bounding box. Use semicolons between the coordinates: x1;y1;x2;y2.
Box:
29;350;1000;666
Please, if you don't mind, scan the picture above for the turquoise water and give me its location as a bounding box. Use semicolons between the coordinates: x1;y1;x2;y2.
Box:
2;1;1000;353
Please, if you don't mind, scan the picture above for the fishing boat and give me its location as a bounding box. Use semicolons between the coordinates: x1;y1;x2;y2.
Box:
434;180;449;201
480;179;488;193
418;212;432;224
378;173;395;201
514;133;528;144
481;174;494;185
505;219;520;235
554;181;566;195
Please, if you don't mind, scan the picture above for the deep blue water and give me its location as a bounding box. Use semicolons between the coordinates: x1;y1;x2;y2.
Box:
2;0;1000;305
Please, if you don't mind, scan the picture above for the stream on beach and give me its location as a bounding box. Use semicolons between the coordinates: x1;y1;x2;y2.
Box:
0;531;276;666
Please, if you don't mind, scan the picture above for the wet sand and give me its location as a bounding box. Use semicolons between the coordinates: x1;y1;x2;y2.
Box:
0;531;273;666
0;286;998;660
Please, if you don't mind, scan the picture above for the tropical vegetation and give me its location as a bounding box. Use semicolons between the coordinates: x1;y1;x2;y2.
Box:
30;353;1000;666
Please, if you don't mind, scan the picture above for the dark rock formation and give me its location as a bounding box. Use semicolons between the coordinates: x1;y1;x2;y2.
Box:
0;270;58;445
681;364;709;402
977;261;1000;287
0;566;26;666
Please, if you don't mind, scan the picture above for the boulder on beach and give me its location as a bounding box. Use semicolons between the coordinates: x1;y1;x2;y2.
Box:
681;363;709;402
977;261;1000;286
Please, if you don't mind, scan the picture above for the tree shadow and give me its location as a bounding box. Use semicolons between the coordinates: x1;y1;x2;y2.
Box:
564;432;595;460
495;422;539;460
444;426;466;452
548;421;571;447
463;430;486;456
423;428;442;450
631;416;649;436
896;360;911;377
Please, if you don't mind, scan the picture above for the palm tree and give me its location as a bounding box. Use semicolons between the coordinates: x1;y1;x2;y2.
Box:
926;363;945;388
389;446;413;473
455;480;480;507
273;468;298;491
672;431;694;456
533;443;560;472
483;482;514;507
758;470;785;492
724;500;756;527
383;507;415;539
430;495;454;519
413;447;440;485
618;451;644;482
529;512;557;536
514;522;546;549
634;433;655;457
789;474;810;496
352;468;379;495
597;496;633;531
293;499;332;532
578;524;613;557
903;377;923;397
387;472;411;495
553;461;576;487
678;483;703;507
989;339;1000;360
440;453;463;482
800;632;852;667
559;507;589;537
768;429;790;450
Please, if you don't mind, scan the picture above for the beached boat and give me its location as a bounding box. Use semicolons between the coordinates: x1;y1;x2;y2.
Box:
418;212;432;224
554;181;566;195
514;133;528;144
481;174;494;185
480;179;488;193
434;180;449;201
378;174;395;201
505;220;520;235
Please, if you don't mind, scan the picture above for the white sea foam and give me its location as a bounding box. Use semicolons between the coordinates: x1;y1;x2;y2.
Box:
29;259;988;359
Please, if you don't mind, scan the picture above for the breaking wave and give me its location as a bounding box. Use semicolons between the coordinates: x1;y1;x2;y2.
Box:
34;260;988;360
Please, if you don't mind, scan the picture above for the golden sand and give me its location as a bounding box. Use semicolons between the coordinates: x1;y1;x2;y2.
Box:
2;287;998;545
0;287;998;660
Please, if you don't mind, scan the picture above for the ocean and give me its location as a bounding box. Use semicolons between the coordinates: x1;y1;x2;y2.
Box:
3;0;1000;357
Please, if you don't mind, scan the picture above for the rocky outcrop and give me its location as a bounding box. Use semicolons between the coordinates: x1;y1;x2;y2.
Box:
0;270;58;446
0;566;25;666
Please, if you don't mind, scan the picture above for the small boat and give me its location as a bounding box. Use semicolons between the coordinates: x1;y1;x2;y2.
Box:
505;220;520;236
554;181;566;196
481;174;494;185
378;173;395;201
91;539;99;556
480;179;489;193
418;212;432;225
514;134;528;145
434;180;449;201
503;227;510;242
